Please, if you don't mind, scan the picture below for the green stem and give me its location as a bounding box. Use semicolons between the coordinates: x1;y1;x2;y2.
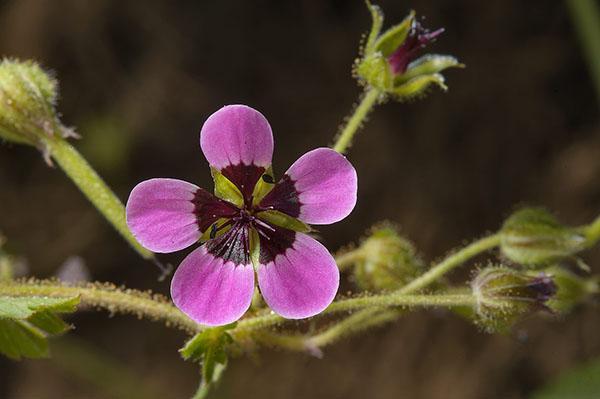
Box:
328;293;476;312
0;279;198;333
397;233;501;294
237;292;478;334
45;137;153;260
257;309;401;352
0;279;478;340
566;0;600;102
332;87;380;154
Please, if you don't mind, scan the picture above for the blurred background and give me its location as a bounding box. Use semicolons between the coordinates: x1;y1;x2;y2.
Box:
0;0;599;398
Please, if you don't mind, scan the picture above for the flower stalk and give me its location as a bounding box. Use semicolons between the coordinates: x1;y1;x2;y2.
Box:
332;87;380;154
397;233;502;294
45;136;154;260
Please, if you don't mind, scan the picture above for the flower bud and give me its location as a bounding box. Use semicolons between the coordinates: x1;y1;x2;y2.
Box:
500;208;586;267
355;2;463;100
543;266;598;314
353;223;423;291
471;266;557;332
0;59;76;161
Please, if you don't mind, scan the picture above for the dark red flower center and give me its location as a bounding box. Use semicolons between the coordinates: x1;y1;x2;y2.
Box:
193;163;303;266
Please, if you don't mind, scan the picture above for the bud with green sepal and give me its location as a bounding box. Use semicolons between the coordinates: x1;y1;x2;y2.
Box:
542;265;598;315
0;59;77;163
471;266;557;332
351;223;424;291
500;208;587;268
355;2;463;100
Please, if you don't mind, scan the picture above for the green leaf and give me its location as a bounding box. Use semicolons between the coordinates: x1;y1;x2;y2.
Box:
0;295;79;319
0;295;79;360
180;325;234;396
210;167;244;208
180;324;235;362
531;358;600;399
28;310;71;335
0;319;48;360
395;54;464;84
256;210;311;233
374;11;415;57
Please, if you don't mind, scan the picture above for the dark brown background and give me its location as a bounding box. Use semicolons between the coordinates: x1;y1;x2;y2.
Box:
0;0;598;398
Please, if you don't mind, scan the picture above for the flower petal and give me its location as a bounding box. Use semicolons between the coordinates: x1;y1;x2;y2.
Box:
257;232;340;319
260;148;357;225
126;178;201;253
200;105;274;170
171;245;255;326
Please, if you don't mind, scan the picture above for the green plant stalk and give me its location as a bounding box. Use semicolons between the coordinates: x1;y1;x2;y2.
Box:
0;279;198;332
566;0;600;102
255;309;402;352
332;87;380;154
397;233;501;294
45;136;153;260
0;279;479;338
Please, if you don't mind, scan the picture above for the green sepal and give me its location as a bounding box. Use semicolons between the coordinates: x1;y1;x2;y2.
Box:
252;166;275;206
256;210;311;233
210;167;244;208
373;11;415;57
356;53;393;91
0;295;79;360
395;54;464;84
391;73;447;99
364;1;384;55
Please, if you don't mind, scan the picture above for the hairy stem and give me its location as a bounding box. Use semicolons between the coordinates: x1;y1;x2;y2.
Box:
45;137;153;260
397;233;501;294
256;309;402;352
0;279;198;332
235;292;479;334
332;87;380;154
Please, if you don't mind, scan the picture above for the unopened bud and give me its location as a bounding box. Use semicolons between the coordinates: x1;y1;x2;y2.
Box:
500;208;586;267
353;223;423;291
0;59;76;162
471;266;557;332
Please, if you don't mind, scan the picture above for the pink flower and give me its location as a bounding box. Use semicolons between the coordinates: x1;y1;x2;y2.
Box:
126;105;357;326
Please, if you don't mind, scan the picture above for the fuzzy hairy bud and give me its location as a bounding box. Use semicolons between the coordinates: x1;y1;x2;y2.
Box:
353;224;423;291
471;266;557;332
500;208;586;268
0;59;76;162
